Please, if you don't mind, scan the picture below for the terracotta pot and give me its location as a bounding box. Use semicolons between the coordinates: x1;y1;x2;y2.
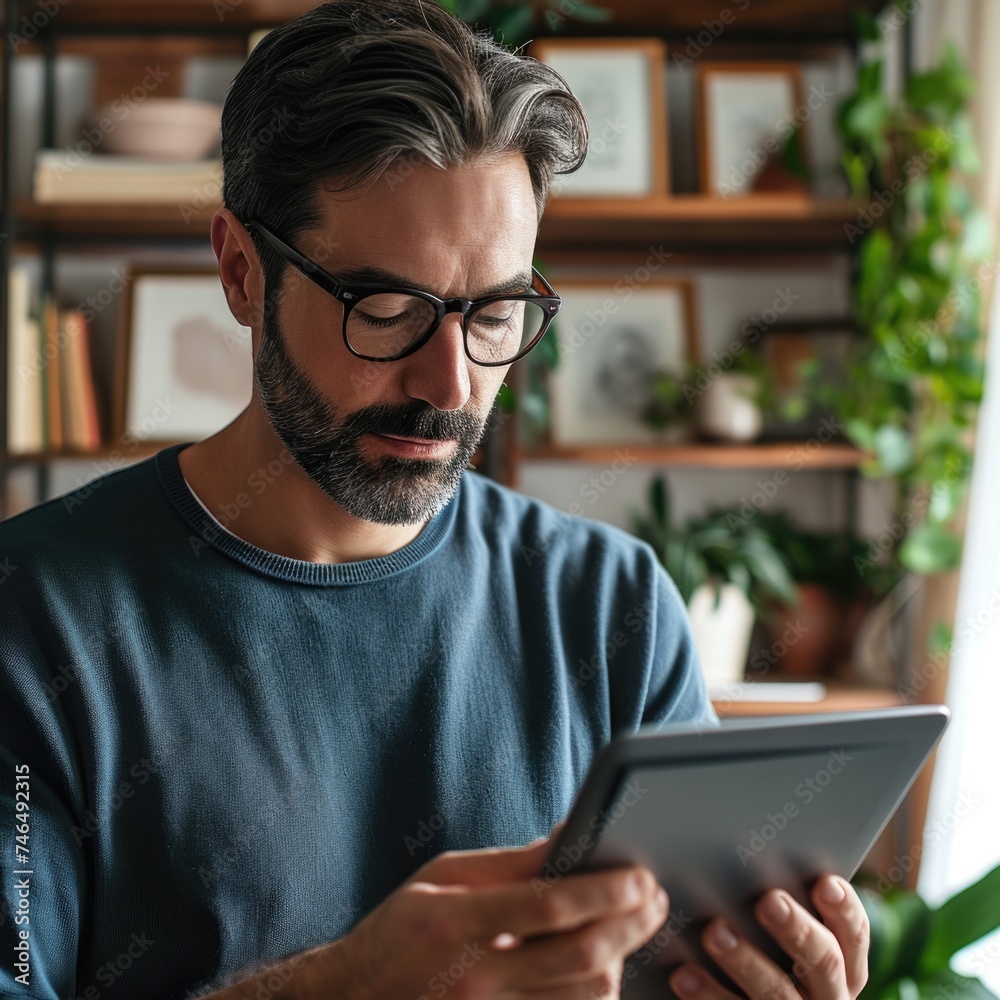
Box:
765;583;842;677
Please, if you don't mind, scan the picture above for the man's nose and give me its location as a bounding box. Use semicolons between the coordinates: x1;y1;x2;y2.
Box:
399;311;473;412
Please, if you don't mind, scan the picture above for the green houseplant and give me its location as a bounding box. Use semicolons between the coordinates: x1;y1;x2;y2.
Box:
832;15;991;577
856;863;1000;1000
631;475;797;613
632;475;798;688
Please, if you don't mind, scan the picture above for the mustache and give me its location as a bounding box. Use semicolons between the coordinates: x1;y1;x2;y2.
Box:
340;401;483;442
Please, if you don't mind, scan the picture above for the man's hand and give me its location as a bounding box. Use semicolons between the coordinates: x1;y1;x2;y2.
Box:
335;822;668;998
668;876;870;1000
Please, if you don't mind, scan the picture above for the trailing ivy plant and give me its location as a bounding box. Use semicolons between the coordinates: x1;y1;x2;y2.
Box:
832;15;991;577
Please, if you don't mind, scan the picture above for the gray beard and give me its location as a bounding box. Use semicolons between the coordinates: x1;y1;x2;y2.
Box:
254;306;486;526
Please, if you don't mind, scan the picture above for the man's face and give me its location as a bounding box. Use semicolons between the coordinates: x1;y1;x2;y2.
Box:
253;153;538;526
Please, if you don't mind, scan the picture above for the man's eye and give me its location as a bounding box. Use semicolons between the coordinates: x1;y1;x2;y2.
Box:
357;310;411;328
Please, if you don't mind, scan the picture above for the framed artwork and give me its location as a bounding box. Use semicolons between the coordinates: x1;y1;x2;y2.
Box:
697;61;808;198
114;268;253;443
547;278;699;446
759;321;856;439
529;38;668;199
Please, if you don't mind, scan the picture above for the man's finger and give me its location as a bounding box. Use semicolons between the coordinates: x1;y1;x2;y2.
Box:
810;876;870;998
503;886;669;990
459;864;661;940
754;889;847;1000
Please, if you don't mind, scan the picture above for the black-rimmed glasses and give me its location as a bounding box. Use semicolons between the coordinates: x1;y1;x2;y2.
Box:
248;219;562;367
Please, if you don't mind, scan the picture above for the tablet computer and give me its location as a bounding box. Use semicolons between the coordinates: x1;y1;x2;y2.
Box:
539;705;950;999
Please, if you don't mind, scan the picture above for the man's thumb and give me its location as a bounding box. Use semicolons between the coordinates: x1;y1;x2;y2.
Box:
414;820;567;887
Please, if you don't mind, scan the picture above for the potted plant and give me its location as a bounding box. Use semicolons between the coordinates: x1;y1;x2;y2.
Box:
749;513;899;678
695;351;773;443
639;367;695;442
631;475;797;689
855;862;1000;1000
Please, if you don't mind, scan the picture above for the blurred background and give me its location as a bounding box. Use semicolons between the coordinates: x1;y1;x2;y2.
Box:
1;0;998;994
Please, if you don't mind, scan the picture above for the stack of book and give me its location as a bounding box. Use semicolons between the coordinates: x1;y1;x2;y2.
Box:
6;266;102;455
34;150;222;204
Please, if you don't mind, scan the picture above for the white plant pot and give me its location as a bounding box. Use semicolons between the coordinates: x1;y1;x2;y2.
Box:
686;582;756;689
697;373;763;442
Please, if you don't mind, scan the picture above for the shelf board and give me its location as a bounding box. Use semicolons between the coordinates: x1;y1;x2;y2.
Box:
15;200;219;240
537;195;858;253
547;0;890;40
713;683;902;718
15;195;860;249
36;0;890;37
521;441;865;470
5;441;182;466
28;0;322;29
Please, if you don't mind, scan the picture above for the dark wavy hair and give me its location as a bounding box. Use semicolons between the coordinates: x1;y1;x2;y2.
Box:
221;0;589;297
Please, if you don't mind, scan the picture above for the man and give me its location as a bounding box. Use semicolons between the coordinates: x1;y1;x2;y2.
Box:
0;2;869;998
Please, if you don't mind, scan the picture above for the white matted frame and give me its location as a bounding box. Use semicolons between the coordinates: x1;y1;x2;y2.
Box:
114;268;253;443
697;61;807;198
547;277;699;446
529;38;669;199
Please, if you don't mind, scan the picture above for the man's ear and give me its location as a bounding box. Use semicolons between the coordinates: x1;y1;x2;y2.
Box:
212;208;266;330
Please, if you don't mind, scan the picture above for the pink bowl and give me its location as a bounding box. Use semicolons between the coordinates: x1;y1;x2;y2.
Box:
90;98;223;161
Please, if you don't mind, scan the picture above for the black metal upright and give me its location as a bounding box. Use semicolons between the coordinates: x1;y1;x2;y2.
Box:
0;0;16;520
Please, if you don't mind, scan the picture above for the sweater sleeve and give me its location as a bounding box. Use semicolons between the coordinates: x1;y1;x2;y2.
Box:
639;555;719;732
0;662;86;1000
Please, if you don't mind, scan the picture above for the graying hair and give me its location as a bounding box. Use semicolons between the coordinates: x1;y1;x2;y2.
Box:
220;0;589;294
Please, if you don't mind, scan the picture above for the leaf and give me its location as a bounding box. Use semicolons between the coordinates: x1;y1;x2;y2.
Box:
555;1;610;23
914;969;1000;1000
920;864;1000;973
928;621;952;656
860;886;934;993
852;11;881;42
899;523;962;575
489;4;533;47
873;425;914;475
495;382;517;413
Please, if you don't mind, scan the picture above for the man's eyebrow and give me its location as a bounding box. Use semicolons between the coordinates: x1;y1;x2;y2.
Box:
331;265;534;297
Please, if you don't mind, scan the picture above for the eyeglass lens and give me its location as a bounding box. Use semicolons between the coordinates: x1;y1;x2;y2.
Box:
346;293;547;363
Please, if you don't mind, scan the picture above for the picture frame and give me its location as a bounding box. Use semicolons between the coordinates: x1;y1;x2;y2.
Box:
529;38;669;199
758;320;856;440
114;267;254;444
546;277;699;446
696;61;809;198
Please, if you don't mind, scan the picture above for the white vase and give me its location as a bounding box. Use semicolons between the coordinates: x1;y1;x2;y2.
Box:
697;373;763;442
686;582;756;689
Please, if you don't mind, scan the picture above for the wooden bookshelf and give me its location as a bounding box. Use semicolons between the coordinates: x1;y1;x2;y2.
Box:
520;441;866;470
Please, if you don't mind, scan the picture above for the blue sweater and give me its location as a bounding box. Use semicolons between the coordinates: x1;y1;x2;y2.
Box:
0;443;716;998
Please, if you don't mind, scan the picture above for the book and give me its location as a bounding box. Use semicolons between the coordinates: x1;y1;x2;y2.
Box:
33;150;223;204
58;309;101;452
5;266;44;455
707;681;828;702
43;296;63;452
